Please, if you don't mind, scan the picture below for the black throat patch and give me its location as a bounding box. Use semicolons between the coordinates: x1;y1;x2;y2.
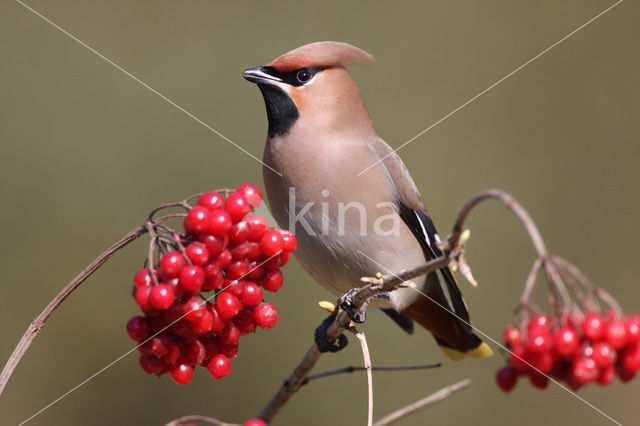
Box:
257;85;299;138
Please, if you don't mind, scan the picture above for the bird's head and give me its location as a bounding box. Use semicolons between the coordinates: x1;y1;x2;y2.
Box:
244;41;375;138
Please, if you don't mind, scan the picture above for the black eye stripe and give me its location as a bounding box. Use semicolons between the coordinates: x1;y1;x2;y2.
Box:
261;66;326;87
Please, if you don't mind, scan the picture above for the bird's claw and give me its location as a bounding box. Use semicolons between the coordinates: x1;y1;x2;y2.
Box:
338;287;366;323
314;313;349;353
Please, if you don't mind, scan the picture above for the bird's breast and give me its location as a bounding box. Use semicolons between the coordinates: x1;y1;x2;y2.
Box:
263;135;427;304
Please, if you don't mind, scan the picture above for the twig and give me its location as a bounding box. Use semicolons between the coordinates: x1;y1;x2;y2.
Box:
301;364;441;385
0;226;147;397
164;414;239;426
350;327;373;426
372;379;471;426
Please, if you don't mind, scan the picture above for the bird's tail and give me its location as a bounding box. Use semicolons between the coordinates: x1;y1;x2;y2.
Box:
401;272;493;361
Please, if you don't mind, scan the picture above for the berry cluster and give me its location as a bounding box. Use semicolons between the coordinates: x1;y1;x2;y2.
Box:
496;311;640;392
125;184;296;384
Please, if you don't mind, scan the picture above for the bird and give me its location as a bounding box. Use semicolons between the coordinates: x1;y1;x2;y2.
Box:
243;41;492;360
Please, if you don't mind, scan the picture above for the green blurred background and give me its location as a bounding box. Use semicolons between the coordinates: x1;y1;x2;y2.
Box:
1;1;638;425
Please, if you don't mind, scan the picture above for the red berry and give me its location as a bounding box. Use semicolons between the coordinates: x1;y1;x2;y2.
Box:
221;342;239;358
243;419;267;426
240;281;263;306
185;243;210;266
597;365;616;386
582;313;605;341
529;372;549;389
149;284;175;310
208;304;226;332
617;364;637;382
528;313;551;332
190;309;214;335
224;192;252;222
185;206;211;232
126;316;150;342
229;221;251;243
217;250;232;268
626;314;640;344
182;297;205;322
254;303;278;329
591;342;617;368
502;324;522;347
201;336;221;364
509;343;529;372
198;233;228;256
260;230;284;257
170;363;194;385
245;214;268;241
181;340;206;365
605;320;628;349
279;229;297;252
134;268;153;287
197;191;223;210
236;183;263;208
160;251;187;278
553;327;579;357
134;285;153;310
496;366;517;392
526;329;553;354
208;354;231;379
139;355;164;375
162;341;181;365
233;308;257;335
208;209;233;236
227;259;249;280
219;321;241;345
621;344;640;372
216;293;242;319
527;350;554;373
179;265;205;291
203;270;224;291
262;269;284;292
572;357;599;384
162;303;184;324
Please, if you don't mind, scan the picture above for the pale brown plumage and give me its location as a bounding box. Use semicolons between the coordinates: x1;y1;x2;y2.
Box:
244;41;492;359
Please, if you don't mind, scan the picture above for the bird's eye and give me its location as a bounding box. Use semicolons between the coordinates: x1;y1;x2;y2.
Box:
296;70;311;83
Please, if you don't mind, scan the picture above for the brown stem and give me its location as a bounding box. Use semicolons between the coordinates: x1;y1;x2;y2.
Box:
164;415;239;426
517;257;543;326
372;378;471;426
301;364;441;386
449;189;572;313
0;226;147;397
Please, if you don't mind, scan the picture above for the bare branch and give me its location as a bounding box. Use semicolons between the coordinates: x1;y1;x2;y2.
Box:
372;379;471;426
0;226;147;397
302;364;441;385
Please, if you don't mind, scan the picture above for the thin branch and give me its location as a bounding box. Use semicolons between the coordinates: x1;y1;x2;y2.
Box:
0;226;147;397
302;364;441;385
350;328;373;426
372;379;471;426
164;414;240;426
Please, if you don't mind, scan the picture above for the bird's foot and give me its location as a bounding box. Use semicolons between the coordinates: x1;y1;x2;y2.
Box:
314;313;349;353
338;288;390;324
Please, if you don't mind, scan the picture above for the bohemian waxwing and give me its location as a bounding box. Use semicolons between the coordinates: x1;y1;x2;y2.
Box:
244;41;492;360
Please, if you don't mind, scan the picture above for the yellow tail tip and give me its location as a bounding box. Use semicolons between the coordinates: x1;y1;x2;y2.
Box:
440;342;493;361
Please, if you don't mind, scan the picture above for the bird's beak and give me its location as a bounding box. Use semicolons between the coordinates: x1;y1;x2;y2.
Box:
243;67;283;85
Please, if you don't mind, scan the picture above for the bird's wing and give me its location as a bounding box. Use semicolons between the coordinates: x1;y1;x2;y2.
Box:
367;138;472;326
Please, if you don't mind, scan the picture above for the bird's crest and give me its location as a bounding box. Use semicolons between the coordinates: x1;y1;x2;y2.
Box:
268;41;374;72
